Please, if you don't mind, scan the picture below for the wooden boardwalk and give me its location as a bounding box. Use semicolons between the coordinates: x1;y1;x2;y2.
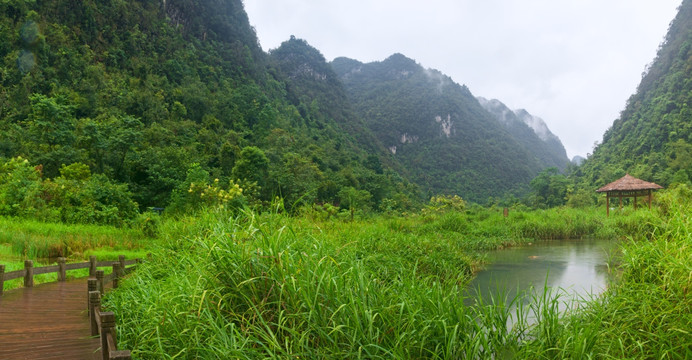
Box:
0;279;101;360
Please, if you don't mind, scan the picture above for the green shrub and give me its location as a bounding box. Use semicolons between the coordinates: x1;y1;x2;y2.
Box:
0;158;139;226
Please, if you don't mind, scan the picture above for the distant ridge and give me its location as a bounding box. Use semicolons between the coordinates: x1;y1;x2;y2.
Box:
477;97;569;170
332;54;557;202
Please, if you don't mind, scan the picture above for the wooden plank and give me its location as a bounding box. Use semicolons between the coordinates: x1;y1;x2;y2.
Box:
104;272;116;283
65;262;90;271
3;269;25;281
24;260;34;287
96;261;120;267
33;265;60;275
107;332;117;355
0;280;102;359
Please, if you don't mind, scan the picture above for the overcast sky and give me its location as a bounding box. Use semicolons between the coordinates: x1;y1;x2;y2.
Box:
245;1;682;159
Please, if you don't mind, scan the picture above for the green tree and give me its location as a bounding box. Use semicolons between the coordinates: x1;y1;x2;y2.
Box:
22;94;82;177
338;186;372;220
272;152;322;210
232;146;269;198
530;167;570;208
0;156;43;216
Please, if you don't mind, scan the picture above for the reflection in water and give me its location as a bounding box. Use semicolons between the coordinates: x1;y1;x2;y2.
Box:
465;239;617;315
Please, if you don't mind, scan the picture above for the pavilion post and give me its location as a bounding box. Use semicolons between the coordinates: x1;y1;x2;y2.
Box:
634;195;637;210
606;194;610;217
648;189;652;209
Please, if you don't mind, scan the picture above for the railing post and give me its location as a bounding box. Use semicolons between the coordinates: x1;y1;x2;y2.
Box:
96;270;104;295
89;290;101;336
24;260;34;288
87;278;97;313
100;312;116;360
0;264;5;296
112;263;120;289
119;255;126;271
57;257;66;282
89;255;97;276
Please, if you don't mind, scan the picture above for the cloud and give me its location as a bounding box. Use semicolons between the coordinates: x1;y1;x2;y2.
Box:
245;0;681;158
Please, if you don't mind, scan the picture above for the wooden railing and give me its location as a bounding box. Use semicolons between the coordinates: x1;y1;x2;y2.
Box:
0;255;139;296
0;255;140;359
89;282;132;359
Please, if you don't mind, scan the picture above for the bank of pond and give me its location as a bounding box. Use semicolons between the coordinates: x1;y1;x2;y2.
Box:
1;192;690;358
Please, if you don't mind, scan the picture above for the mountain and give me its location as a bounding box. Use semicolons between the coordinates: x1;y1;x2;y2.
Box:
576;0;692;188
332;54;547;202
571;156;586;166
267;37;415;209
0;0;417;217
477;97;569;170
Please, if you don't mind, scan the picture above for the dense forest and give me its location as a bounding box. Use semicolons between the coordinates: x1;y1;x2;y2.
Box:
0;0;575;224
0;0;422;224
1;0;690;225
477;97;569;171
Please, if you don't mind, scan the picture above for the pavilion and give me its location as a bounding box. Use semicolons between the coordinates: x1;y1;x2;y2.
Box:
596;174;663;217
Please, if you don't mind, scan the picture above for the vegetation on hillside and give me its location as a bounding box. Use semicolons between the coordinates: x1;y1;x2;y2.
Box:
332;54;547;202
0;0;418;225
576;0;692;191
478;97;569;171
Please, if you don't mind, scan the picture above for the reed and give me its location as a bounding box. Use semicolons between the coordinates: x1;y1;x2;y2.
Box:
105;209;528;358
104;199;690;358
0;216;147;259
2;190;686;357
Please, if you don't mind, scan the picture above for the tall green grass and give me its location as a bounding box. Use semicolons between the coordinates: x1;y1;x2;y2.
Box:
100;191;689;358
0;216;150;291
0;216;148;259
515;187;692;359
106;210;535;358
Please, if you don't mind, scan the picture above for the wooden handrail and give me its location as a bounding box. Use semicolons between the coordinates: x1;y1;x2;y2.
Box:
85;255;142;359
89;291;132;359
0;255;142;296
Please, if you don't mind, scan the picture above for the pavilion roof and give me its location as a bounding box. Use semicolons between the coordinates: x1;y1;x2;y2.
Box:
596;174;664;193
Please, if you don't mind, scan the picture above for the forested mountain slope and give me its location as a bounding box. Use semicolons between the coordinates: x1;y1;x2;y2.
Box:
267;37;417;210
0;0;417;222
332;54;547;202
576;0;692;188
477;97;569;171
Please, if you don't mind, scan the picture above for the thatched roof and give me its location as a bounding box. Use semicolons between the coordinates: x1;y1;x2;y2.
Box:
596;174;663;193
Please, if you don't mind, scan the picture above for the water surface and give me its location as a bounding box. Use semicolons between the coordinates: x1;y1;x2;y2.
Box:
466;239;616;308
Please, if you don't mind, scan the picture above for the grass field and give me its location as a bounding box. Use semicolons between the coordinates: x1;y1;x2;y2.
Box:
0;217;150;290
2;189;689;358
103;194;689;359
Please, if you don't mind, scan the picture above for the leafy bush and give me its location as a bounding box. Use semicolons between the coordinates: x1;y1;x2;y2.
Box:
0;158;139;226
168;163;246;214
425;194;466;213
0;156;44;217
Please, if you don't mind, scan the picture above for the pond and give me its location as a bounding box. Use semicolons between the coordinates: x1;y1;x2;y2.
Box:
465;239;617;317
